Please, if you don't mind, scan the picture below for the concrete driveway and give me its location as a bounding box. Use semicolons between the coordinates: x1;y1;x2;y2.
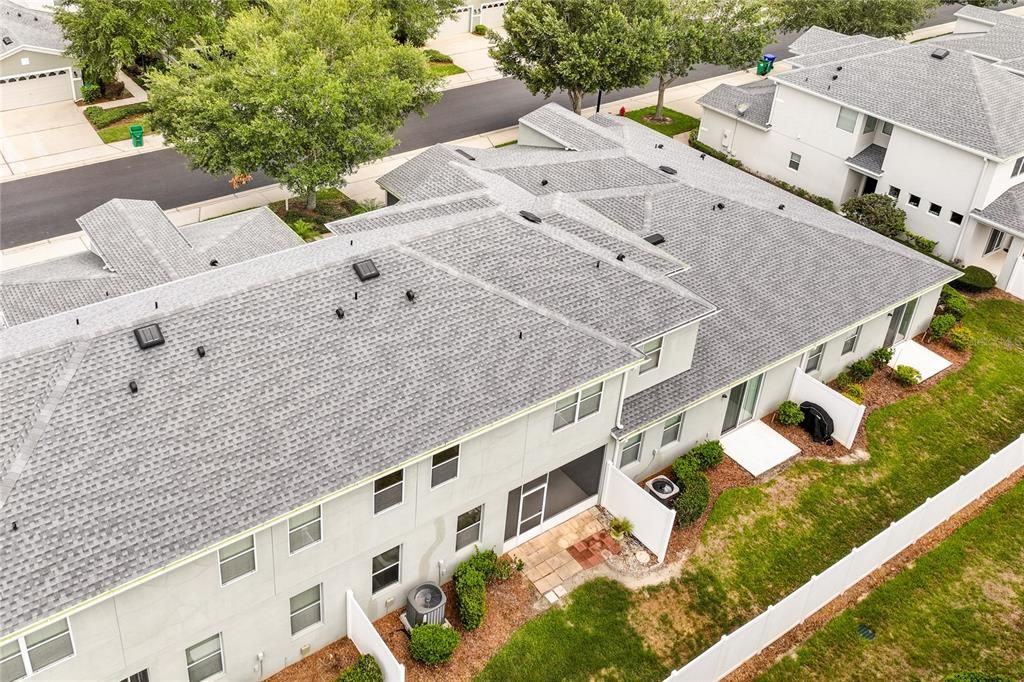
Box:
0;101;105;177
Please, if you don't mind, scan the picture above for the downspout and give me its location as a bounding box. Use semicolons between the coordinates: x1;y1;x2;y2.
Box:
615;370;628;430
952;157;990;262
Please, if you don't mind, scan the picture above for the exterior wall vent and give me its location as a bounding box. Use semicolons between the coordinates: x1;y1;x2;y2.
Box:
644;233;666;246
133;324;165;349
519;210;542;224
931;48;949;60
658;166;677;175
353;259;380;282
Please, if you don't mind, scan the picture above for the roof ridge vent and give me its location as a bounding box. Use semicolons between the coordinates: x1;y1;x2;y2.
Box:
519;210;542;224
931;48;949;60
644;233;666;246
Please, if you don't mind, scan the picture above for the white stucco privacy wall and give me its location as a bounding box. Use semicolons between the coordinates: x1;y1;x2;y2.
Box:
787;368;865;448
345;590;404;682
599;463;675;563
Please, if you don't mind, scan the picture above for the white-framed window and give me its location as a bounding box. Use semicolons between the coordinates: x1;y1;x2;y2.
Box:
638;337;663;374
20;57;30;66
455;505;483;550
288;506;322;554
218;535;256;585
373;469;404;514
949;211;964;225
1;618;75;680
863;116;877;133
371;545;401;594
805;343;825;373
552;382;603;431
984;228;1006;255
289;584;323;635
842;325;862;355
928;202;942;216
430;445;460;488
661;413;683;447
119;670;150;682
881;121;894;135
908;194;921;208
185;634;223;682
788;152;801;171
836;106;858;133
620;433;642;467
887;185;900;199
1013;155;1024;177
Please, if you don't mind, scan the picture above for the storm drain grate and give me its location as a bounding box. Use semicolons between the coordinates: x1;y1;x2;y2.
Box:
857;623;876;641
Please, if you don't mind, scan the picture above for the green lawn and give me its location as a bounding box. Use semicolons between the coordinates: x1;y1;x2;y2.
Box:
96;116;150;143
428;61;466;77
478;297;1024;680
624;106;700;138
759;478;1024;681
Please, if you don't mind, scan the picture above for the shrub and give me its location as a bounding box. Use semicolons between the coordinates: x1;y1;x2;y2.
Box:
948;325;975;351
689;440;725;470
473;23;488;35
453;566;486;630
843;383;864;404
671;454;699;482
929;313;957;340
846;358;875;382
771;178;835;211
893;364;921;387
904;232;937;254
609;517;633;539
842;193;905;238
688;130;742;167
776;400;804;426
674;469;710;525
951;265;996;292
456;548;499;582
409;624;459;666
289;219;320;241
834;370;854;392
83;102;151;128
337;654;384;682
423;48;452;63
869;346;893;368
939;284;969;320
81;83;101;103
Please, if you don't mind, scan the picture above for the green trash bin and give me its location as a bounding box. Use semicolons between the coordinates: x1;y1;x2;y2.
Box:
129;124;144;148
756;58;770;76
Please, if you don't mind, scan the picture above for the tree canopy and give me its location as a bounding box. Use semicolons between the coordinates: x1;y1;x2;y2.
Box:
489;0;666;114
148;0;441;209
53;0;243;82
777;0;939;39
841;193;906;238
379;0;464;46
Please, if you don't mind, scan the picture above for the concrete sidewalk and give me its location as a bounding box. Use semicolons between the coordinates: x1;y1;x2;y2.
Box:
427;32;505;90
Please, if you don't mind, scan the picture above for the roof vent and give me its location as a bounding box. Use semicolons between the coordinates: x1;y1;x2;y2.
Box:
658;165;677;175
778;203;785;210
209;259;219;267
353;259;380;282
717;202;725;210
406;290;416;302
836;65;843;71
129;380;139;394
335;308;345;319
455;149;476;161
196;346;206;358
540;179;548;186
519;210;542;224
831;74;838;81
736;102;750;115
699;153;706;160
644;233;666;246
133;324;165;349
1;37;11;46
615;253;626;262
655;143;664;149
931;48;949;60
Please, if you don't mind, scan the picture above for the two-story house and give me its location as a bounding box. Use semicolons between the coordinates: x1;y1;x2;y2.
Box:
696;5;1024;298
0;104;957;682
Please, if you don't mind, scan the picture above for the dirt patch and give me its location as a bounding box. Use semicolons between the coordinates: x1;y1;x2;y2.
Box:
968;286;1022;304
266;637;361;682
642;114;675;125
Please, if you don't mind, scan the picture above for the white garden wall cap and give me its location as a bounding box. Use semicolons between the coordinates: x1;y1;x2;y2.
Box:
0;0;65;57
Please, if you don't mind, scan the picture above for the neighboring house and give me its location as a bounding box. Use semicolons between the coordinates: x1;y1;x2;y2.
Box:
696;5;1024;297
0;104;957;682
435;1;508;37
0;0;81;111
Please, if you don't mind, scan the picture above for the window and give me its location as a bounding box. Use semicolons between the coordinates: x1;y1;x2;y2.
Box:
371;545;401;593
928;202;942;216
842;325;862;355
1013;155;1024;177
908;194;921;208
218;535;256;585
456;506;483;550
661;413;683;447
887;186;900;199
185;634;223;682
1;619;75;681
552;382;603;430
638;337;663;374
836;106;858;132
863;116;877;133
949;211;964;225
288;506;322;554
620;433;642;467
805;343;825;373
788;152;801;171
373;469;404;514
289;584;323;635
120;670;150;682
985;228;1006;254
881;121;894;135
430;445;460;488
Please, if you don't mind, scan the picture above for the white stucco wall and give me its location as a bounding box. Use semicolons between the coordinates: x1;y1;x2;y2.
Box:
624;321;700;398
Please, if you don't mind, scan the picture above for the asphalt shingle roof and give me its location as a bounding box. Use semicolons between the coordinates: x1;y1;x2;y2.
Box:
846;144;887;175
696;81;776;129
974;182;1024;234
0;0;64;55
788;27;874;56
935;6;1024;63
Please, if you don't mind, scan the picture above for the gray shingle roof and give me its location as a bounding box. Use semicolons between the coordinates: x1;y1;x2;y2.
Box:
935;6;1024;63
0;202;300;327
787;37;901;68
973;182;1024;234
0;102;955;635
0;0;65;55
696;81;776;129
774;42;1024;158
788;27;874;56
846;144;887;175
518;105;620;151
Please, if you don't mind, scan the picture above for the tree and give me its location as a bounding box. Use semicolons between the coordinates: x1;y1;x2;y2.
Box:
841;193;906;238
148;0;441;210
489;0;666;115
379;0;464;46
652;0;776;120
777;0;939;39
53;0;242;82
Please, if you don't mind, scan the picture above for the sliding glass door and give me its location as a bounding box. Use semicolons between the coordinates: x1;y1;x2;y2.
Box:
722;373;763;434
884;298;918;348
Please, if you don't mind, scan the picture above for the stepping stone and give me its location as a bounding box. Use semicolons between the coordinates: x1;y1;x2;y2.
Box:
635;551;650;565
553;585;568;598
544;590;558;604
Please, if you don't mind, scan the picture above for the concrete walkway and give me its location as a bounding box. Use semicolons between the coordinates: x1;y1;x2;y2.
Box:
78;70;149;110
427;32;505;90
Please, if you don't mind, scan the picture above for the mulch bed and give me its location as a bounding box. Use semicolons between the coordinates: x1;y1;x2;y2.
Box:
265;637;361;682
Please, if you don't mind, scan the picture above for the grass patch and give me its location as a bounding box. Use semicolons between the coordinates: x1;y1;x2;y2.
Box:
624;106;699;138
268;188;378;241
96;115;150;143
759;479;1024;681
476;578;667;682
424;48;466;77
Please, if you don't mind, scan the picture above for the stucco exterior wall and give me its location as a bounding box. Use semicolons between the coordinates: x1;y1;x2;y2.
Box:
624;321;700;398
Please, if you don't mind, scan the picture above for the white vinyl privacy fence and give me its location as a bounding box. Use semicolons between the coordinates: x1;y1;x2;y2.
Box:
666;433;1024;682
600;462;675;563
346;590;405;682
787;367;864;448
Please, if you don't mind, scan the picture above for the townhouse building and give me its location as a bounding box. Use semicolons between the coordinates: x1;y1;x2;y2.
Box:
0;104;957;682
696;5;1024;297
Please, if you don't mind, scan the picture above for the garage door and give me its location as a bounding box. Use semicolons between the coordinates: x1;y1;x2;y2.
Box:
436;6;471;37
0;69;72;111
